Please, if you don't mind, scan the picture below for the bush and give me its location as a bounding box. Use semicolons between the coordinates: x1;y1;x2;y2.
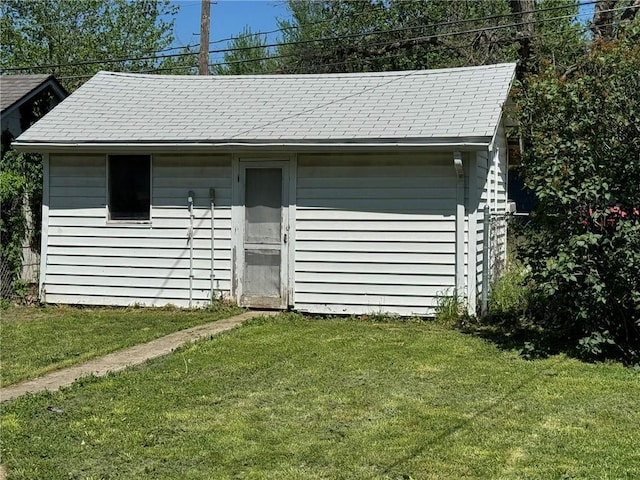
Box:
513;24;640;364
487;260;530;326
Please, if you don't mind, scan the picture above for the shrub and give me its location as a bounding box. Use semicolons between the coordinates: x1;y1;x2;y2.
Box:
513;24;640;363
487;260;530;326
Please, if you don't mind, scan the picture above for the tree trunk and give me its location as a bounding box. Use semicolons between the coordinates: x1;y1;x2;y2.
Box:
590;0;618;40
621;0;640;21
509;0;535;76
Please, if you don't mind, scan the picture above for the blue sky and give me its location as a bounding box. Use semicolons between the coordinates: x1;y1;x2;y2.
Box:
168;0;291;62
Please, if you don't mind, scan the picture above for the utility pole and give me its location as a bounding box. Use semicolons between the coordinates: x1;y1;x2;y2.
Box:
199;0;211;75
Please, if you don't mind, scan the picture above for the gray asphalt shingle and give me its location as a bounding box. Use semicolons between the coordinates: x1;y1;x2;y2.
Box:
1;74;55;113
16;63;516;145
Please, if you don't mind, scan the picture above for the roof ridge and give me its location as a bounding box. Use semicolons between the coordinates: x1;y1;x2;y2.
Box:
97;62;517;81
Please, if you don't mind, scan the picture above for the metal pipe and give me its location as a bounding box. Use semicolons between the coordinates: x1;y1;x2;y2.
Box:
454;152;465;301
188;190;195;308
209;188;215;304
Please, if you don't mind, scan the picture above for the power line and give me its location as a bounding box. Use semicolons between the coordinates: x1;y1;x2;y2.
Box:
15;1;629;81
163;0;599;54
155;0;394;53
3;0;600;73
148;7;622;72
227;69;424;140
221;12;604;140
54;13;609;82
54;18;607;82
287;23;610;74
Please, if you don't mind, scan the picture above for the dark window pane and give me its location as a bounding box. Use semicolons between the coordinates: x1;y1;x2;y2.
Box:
109;155;150;220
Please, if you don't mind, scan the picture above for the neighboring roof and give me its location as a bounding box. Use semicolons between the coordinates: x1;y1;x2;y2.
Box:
16;63;516;148
1;74;67;115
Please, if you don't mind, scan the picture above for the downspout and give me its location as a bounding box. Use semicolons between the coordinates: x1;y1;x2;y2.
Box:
454;151;465;303
209;188;216;303
188;190;195;308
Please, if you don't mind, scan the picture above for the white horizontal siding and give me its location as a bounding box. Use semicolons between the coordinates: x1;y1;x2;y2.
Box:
44;154;232;307
294;153;457;317
47;255;229;270
296;230;454;242
296;261;453;275
43;294;195;308
47;236;231;250
295;251;454;264
47;245;228;260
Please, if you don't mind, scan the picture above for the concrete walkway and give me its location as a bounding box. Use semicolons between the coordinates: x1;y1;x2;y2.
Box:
0;310;277;403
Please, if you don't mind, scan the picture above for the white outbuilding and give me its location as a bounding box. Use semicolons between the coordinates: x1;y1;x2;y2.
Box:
15;63;515;316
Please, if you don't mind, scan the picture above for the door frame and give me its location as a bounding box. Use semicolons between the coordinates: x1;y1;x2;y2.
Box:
232;156;293;309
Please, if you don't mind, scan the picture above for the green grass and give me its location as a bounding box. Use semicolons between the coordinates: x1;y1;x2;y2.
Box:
0;304;243;386
1;314;639;479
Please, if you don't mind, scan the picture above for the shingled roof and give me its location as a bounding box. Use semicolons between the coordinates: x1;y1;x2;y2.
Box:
1;74;67;115
16;63;516;148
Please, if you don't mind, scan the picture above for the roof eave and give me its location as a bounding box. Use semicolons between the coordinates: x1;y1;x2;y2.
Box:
13;137;492;154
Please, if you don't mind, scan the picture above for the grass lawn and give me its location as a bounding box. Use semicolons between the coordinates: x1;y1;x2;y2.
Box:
0;304;243;386
1;314;639;479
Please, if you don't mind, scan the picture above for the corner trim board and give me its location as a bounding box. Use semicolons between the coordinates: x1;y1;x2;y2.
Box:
39;153;50;301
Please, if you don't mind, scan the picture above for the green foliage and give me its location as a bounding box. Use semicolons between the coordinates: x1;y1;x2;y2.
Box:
275;0;586;74
0;0;181;90
487;260;531;325
0;150;42;299
513;22;640;363
434;290;467;326
530;0;586;73
213;27;278;75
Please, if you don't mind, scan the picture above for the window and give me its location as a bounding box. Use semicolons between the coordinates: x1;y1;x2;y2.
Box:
108;155;151;221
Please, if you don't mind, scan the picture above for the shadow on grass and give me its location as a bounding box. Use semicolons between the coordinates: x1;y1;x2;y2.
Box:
458;314;570;361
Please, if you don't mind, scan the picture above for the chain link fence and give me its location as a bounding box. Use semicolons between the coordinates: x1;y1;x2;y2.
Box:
0;254;15;300
479;209;511;315
489;212;508;280
1;193;40;302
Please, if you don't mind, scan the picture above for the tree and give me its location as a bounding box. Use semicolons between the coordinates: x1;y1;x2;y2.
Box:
513;20;640;363
0;0;181;90
274;0;585;75
590;0;640;39
530;0;586;74
213;27;279;75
